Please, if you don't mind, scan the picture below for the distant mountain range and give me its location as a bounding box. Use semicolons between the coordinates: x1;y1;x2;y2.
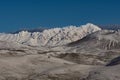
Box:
12;27;49;33
12;24;120;33
3;23;120;47
99;24;120;30
0;23;101;47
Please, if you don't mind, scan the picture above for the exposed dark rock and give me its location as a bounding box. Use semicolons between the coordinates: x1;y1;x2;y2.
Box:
106;56;120;66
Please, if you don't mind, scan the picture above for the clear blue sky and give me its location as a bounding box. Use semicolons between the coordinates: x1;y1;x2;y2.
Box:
0;0;120;32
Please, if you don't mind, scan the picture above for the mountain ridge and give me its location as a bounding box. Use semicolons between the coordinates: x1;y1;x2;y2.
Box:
0;23;101;47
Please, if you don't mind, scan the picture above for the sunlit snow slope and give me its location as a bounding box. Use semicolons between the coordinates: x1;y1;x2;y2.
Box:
0;23;101;47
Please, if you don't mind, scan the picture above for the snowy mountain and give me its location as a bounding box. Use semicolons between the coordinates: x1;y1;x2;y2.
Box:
55;30;120;65
0;23;120;80
67;30;120;50
0;23;101;47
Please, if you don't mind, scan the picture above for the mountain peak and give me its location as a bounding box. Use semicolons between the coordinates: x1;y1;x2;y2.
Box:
83;23;101;30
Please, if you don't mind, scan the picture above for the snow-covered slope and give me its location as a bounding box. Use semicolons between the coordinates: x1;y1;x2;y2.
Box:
0;23;101;47
53;30;120;65
67;30;120;51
